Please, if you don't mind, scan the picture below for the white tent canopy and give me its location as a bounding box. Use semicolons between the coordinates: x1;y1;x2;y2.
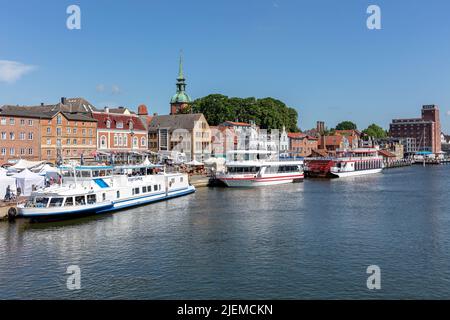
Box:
12;169;45;196
11;159;44;170
38;164;59;175
142;156;152;166
185;160;204;166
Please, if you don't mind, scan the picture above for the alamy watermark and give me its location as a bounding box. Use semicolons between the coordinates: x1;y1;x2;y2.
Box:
367;5;381;30
66;265;81;290
366;265;381;290
66;5;81;30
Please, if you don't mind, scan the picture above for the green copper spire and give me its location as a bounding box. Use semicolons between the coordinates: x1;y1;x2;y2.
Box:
170;50;192;104
178;50;184;80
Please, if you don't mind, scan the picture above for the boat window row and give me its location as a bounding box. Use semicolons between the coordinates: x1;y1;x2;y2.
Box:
131;184;162;196
265;165;300;174
355;160;382;171
26;194;106;208
227;166;260;174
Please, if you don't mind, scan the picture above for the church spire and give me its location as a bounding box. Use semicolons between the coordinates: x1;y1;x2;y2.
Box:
178;50;184;80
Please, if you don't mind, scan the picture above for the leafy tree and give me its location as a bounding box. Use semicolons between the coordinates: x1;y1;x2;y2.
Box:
335;121;357;130
362;123;387;138
189;94;300;131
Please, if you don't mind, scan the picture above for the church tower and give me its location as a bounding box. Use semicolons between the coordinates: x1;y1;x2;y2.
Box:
170;52;192;114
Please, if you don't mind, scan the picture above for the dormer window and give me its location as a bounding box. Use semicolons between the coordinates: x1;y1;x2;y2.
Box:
116;121;123;129
106;119;111;128
129;120;133;130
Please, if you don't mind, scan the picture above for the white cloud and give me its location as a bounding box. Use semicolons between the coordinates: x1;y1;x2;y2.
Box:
111;84;121;95
446;110;450;116
0;60;36;83
96;84;105;93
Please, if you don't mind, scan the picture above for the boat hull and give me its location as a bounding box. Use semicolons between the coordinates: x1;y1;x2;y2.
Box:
330;168;383;178
18;185;196;221
220;174;304;187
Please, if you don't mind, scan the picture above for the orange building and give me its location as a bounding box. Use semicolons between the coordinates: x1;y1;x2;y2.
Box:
288;133;318;157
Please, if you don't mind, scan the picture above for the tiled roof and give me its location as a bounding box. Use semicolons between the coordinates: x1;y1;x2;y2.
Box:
63;97;98;113
288;132;318;140
378;149;396;157
149;113;206;131
222;121;251;127
0;104;96;121
92;112;146;131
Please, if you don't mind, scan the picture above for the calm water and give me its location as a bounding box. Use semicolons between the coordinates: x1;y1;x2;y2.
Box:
1;165;450;299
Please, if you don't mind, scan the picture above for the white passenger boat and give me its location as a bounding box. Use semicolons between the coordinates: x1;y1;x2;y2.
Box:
216;150;304;187
330;148;384;178
17;164;195;220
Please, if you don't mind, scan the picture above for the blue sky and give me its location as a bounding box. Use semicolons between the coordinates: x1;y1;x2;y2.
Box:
1;0;450;132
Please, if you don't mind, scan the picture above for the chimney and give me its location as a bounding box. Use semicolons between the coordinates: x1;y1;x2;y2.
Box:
40;102;44;106
104;106;109;113
61;97;67;105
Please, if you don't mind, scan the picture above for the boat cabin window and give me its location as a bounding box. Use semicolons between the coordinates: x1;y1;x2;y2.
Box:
92;170;100;178
49;197;64;207
35;197;49;208
143;186;147;193
148;185;152;192
228;166;259;174
102;193;106;201
132;188;140;195
65;197;74;206
62;170;72;178
117;191;120;199
87;194;96;204
81;171;91;178
154;184;158;191
75;196;86;206
277;165;299;173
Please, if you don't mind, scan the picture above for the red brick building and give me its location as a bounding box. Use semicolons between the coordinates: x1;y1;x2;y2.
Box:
288;133;318;157
92;107;148;162
389;105;441;153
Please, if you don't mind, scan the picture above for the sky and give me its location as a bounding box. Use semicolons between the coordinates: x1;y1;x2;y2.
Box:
1;0;450;132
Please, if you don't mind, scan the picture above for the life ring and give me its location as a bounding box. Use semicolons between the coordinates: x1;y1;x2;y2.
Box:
7;207;18;221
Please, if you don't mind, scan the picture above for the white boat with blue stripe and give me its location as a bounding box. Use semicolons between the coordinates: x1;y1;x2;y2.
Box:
17;163;195;221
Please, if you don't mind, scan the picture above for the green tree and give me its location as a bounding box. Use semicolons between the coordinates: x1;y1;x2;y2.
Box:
335;121;357;130
362;123;387;138
190;94;300;131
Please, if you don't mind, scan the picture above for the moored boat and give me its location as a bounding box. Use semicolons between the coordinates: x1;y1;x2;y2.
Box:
17;163;195;221
216;150;304;187
305;148;383;178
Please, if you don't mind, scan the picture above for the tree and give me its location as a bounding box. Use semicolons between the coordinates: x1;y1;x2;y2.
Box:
190;94;300;131
335;121;357;130
363;123;387;138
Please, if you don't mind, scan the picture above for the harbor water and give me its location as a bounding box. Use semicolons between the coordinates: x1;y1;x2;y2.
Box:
1;165;450;299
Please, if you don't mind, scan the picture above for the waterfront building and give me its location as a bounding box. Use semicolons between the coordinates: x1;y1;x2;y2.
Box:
318;134;358;153
92;107;148;163
170;54;192;115
0;98;97;164
279;126;289;152
220;120;260;150
0;108;41;165
287;133;318;157
389;105;442;154
148;113;211;161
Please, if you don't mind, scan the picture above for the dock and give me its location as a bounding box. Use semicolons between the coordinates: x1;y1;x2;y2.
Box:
189;175;210;188
383;159;413;169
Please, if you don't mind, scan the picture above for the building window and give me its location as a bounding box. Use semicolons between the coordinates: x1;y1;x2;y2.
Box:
0;117;6;125
28;119;33;126
67;139;71;145
28;132;33;140
47;150;51;156
20;132;25;140
82;129;86;136
141;137;146;147
123;134;127;146
114;135;118;146
9;118;15;125
118;135;123;146
9;148;14;155
1;132;6;140
28;148;33;155
106;120;111;128
73;139;77;145
73;128;77;134
67;127;71;134
133;137;138;148
1;148;6;155
46;138;51;145
57;127;62;136
116;121;123;129
20;119;25;125
9;132;14;140
57;115;62;125
89;128;93;136
46;127;51;134
101;136;107;148
20;148;25;155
